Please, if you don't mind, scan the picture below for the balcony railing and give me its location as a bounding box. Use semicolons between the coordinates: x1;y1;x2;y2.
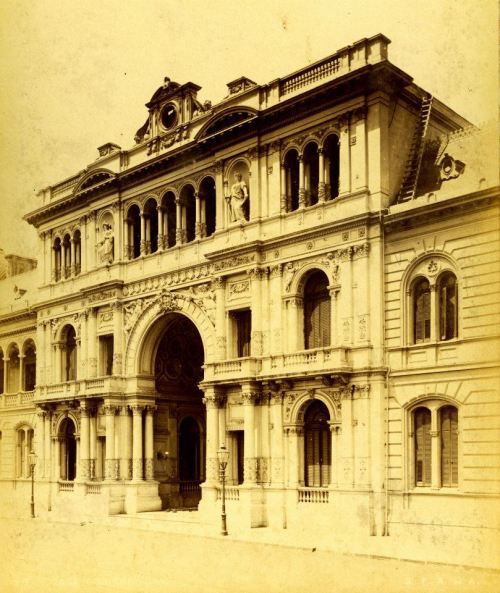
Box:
59;481;75;492
1;391;35;407
217;487;240;501
86;483;102;495
269;347;349;374
298;487;329;503
38;376;125;401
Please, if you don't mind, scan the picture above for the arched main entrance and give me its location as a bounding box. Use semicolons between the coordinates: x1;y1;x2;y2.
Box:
59;417;77;481
153;313;205;508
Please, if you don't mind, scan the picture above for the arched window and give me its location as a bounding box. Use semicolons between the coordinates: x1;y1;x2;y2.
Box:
53;237;62;281
323;134;340;200
199;177;216;238
143;198;158;254
126;205;141;259
438;272;458;341
303;142;319;206
62;234;71;279
7;344;20;393
162;192;177;248
413;277;431;343
59;417;77;480
304;271;331;349
63;326;77;381
304;401;331;487
73;229;81;275
23;340;36;391
414;407;431;486
412;402;459;489
181;185;196;243
284;149;300;212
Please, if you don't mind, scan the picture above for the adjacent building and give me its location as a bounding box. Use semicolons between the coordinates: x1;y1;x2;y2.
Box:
0;34;498;567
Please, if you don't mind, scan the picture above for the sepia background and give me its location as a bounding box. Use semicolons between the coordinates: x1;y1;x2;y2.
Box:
0;0;497;256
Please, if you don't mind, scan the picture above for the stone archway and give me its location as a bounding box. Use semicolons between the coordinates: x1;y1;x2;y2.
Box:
59;417;77;481
151;312;206;509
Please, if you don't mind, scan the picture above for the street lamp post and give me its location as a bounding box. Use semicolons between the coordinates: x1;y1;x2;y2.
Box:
28;450;38;519
217;444;230;536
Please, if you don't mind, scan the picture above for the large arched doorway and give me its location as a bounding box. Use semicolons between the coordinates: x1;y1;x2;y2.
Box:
153;314;205;508
304;401;331;487
59;417;77;481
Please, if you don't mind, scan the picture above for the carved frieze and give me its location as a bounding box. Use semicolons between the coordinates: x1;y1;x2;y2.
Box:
227;279;250;298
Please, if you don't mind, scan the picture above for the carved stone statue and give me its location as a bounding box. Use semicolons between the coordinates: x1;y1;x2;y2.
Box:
227;172;249;222
98;223;114;265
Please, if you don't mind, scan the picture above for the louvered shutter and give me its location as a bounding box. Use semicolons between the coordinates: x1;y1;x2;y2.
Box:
415;408;431;485
414;281;431;343
441;406;458;487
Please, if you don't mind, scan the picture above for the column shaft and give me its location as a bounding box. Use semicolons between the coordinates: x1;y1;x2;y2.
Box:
144;407;154;480
132;406;144;481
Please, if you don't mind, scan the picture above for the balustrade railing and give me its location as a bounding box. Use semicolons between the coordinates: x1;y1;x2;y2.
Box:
298;487;329;503
281;57;340;96
86;483;102;495
217;487;240;501
59;481;75;492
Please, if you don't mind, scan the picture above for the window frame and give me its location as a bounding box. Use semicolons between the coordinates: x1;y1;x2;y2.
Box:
407;399;460;491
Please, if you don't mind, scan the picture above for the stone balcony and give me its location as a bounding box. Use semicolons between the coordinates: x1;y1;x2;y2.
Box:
0;390;35;409
204;346;351;384
36;376;126;402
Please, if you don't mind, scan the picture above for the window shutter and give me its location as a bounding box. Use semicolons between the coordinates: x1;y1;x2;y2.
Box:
415;408;431;485
441;406;458;487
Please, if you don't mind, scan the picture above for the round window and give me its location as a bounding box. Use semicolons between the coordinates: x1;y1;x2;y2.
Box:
160;103;177;129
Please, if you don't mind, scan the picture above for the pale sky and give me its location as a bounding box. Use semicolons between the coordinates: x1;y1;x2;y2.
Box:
0;0;497;257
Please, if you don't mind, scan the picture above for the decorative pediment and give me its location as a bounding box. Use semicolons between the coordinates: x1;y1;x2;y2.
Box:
196;108;257;141
74;169;116;195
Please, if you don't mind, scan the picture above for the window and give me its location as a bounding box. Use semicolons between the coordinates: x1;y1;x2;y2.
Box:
304;272;330;349
73;229;82;275
323;134;340;200
284;149;300;212
413;278;431;343
304;401;331;487
199;176;216;238
230;310;251;358
7;344;20;393
126;205;141;259
303;142;319;206
99;335;114;376
63;234;72;279
143;198;158;254
16;426;34;478
63;325;77;381
409;269;458;344
411;402;458;488
53;237;62;281
59;418;76;480
0;349;4;394
438;272;458;341
23;341;36;391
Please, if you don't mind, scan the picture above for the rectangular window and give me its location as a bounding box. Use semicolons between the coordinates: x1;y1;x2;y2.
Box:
441;406;458;487
99;335;114;376
230;310;251;358
235;430;244;485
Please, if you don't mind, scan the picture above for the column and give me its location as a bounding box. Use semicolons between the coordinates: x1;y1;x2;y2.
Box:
353;107;367;190
430;409;441;489
23;428;30;478
340;390;354;487
131;405;144;481
79;217;86;273
87;211;96;270
123;217;129;259
285;426;301;487
80;312;88;379
112;303;123;375
53;437;61;480
44;321;52;384
175;199;183;244
36;410;46;479
80;405;90;480
242;385;259;485
329;288;340;346
285;297;301;352
158;207;165;250
280;164;287;212
144;406;155;480
87;307;98;378
339;114;351;196
298;155;305;208
194;192;202;239
70;238;76;276
44;411;51;478
18;354;25;392
269;265;283;353
329;423;341;488
140;212;147;255
248;268;263;356
203;388;223;484
341;247;353;345
104;404;116;480
54;344;62;382
270;393;284;486
120;406;132;480
213;277;226;360
318;148;326;202
89;409;97;479
2;358;7;393
430;285;437;343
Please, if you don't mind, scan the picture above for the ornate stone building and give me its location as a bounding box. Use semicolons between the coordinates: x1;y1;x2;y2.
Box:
0;34;498;567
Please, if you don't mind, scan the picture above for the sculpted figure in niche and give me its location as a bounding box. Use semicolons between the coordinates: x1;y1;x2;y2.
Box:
227;172;249;222
98;223;114;265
